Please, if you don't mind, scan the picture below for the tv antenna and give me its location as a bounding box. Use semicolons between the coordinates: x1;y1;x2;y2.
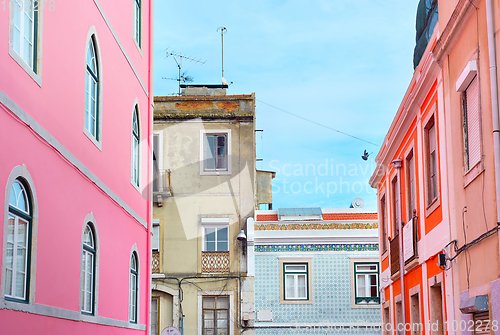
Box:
217;27;228;85
163;49;206;95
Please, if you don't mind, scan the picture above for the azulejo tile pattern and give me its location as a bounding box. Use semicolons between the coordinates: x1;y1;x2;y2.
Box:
255;222;379;231
255;244;379;252
255;254;381;335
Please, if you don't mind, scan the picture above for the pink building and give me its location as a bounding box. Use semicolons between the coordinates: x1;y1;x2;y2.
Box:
0;0;153;333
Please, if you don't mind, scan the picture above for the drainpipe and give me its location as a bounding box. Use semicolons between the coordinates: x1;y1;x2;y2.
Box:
486;0;500;226
392;158;406;334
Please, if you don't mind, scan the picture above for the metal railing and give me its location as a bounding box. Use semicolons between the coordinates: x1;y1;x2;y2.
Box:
153;169;172;198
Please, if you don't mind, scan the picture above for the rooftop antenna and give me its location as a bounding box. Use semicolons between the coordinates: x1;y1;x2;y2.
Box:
217;27;228;85
163;49;206;95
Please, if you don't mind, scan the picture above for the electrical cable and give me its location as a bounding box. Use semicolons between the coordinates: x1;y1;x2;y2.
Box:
257;99;380;147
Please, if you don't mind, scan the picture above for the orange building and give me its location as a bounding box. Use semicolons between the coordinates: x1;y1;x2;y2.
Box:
371;0;500;334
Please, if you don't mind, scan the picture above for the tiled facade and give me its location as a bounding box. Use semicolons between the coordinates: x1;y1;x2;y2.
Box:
252;208;381;335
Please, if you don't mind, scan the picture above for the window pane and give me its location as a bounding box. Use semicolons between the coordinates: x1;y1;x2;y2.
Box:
356;264;377;272
216;296;229;309
217;329;228;335
15;271;25;298
83;225;94;248
6;268;13;296
205;228;216;241
206;241;216;251
17;220;27;248
205;136;216;170
15;247;26;276
217;227;228;242
203;297;215;309
357;274;366;297
285;264;307;272
216;318;228;329
217;241;228;251
7;216;15;243
285;274;295;298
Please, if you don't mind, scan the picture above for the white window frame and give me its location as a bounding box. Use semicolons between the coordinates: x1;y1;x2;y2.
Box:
8;0;43;86
129;252;138;323
200;130;231;176
83;29;102;150
131;105;141;189
202;223;229;252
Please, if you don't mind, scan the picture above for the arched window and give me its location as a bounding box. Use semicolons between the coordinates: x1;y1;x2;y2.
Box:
81;223;96;314
132;106;140;187
129;252;138;323
6;179;32;302
85;36;99;141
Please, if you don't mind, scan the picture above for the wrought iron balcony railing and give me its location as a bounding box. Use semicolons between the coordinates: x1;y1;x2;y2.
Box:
201;251;230;273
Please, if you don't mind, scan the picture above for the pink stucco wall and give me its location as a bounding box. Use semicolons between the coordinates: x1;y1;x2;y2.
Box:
0;0;152;333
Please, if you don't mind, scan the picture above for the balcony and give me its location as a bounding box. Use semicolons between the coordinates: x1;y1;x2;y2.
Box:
201;251;230;273
152;251;160;273
153;169;172;205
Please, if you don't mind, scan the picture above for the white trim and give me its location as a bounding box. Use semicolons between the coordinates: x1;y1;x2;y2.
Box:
456;60;478;92
197;291;235;335
201;217;230;224
0;90;148;228
8;0;43;86
1;165;38;305
92;0;148;96
0;301;146;330
199;129;232;176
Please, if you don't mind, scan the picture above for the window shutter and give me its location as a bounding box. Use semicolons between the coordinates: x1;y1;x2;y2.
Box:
466;76;481;169
152;224;160;251
473;311;490;335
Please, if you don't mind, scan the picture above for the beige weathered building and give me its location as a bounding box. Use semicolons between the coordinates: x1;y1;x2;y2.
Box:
151;85;257;335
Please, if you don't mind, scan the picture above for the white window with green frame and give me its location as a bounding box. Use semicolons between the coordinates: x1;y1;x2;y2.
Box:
353;262;380;305
279;258;312;304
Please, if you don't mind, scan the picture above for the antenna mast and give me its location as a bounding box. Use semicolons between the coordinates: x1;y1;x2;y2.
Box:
164;49;205;95
217;27;227;83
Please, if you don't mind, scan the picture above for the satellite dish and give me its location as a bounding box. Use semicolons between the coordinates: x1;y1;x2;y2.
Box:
161;327;181;335
351;198;364;209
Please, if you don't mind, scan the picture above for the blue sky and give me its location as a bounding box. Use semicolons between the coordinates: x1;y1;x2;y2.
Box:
153;0;419;211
